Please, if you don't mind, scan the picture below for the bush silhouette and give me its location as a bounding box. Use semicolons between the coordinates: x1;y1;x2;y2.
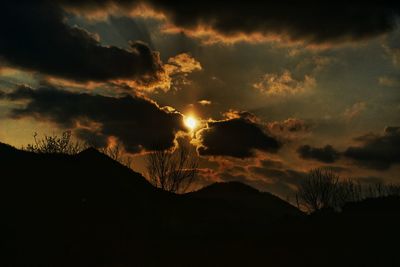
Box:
23;131;85;154
23;131;133;168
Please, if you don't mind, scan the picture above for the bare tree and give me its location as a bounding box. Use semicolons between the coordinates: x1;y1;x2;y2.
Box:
334;179;363;207
297;168;339;212
386;183;400;196
23;131;85;155
99;142;133;169
146;144;198;193
297;168;400;213
366;182;400;198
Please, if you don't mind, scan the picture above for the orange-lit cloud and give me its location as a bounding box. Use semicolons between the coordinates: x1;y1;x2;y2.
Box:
113;52;202;93
0;66;19;76
1;85;186;154
166;53;202;74
253;70;316;96
43;76;103;91
161;24;286;46
343;102;367;121
198;100;212;106
61;2;400;47
63;2;166;21
378;76;400;87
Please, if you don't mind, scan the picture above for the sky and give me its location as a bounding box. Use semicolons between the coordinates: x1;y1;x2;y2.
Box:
1;1;400;199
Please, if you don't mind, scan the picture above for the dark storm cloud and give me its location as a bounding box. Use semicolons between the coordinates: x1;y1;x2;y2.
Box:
1;85;185;153
297;145;341;163
0;1;162;83
344;127;400;170
62;1;400;44
197;118;281;158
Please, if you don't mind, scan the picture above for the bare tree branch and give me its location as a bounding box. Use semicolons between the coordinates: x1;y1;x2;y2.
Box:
146;144;198;193
298;168;400;213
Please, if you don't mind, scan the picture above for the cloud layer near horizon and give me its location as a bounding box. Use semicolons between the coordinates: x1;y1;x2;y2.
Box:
1;85;185;153
297;127;400;170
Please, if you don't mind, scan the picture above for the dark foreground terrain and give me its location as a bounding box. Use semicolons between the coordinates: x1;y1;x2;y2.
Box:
1;143;399;267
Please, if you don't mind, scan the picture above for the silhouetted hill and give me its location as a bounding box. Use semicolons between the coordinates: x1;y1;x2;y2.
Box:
1;143;399;267
189;181;302;218
1;144;303;266
191;181;261;198
343;195;400;214
0;141;26;157
1;144;166;266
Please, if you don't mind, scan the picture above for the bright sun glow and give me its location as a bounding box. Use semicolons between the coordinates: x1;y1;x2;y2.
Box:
184;116;198;130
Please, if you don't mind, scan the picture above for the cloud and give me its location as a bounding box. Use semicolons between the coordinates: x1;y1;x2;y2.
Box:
295;127;400;169
166;53;202;74
1;85;185;153
197;115;281;158
343;102;367;121
151;53;203;91
267;118;312;141
250;166;305;187
0;1;163;86
344;126;400;170
378;76;400;87
61;1;400;45
297;145;341;163
258;159;285;169
248;160;307;197
198;100;212;106
222;110;260;122
253;70;316;96
383;29;400;66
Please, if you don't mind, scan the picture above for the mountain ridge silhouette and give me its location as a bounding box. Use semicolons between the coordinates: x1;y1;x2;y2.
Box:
1;142;399;267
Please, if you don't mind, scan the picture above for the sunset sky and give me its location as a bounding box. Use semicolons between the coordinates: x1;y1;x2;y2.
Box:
1;1;400;198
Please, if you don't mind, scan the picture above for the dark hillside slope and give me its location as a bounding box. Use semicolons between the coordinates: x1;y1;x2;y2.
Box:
179;182;302;235
2;143;398;266
0;143;303;266
1;144;165;266
190;181;300;216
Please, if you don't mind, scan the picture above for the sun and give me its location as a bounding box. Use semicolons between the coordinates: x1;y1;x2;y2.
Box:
184;115;198;131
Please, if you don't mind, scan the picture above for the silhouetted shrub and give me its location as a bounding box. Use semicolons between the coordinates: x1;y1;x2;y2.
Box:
24;131;133;168
23;131;85;154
